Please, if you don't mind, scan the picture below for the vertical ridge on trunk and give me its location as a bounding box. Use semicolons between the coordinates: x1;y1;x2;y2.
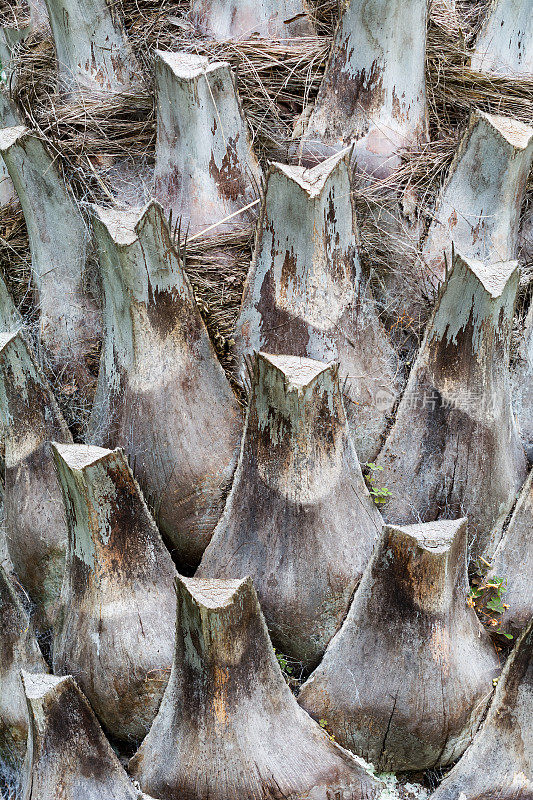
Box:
198;352;383;669
234;150;401;461
20;672;150;799
190;0;315;39
0;331;71;630
89;201;242;568
130;575;382;800
0;566;47;771
154;51;261;236
298;519;500;772
471;0;532;78
421;111;533;286
51;443;177;742
513;303;533;461
428;619;533;799
0;273;20;329
375;250;527;561
298;0;428;174
0;126;101;384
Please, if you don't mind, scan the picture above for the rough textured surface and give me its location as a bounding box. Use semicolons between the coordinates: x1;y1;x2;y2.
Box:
20;672;149;799
0;331;71;630
513;302;533;460
375;251;527;561
52;443;177;742
429;620;533;799
89;201;242;568
130;575;382;800
154;51;262;236
198;353;383;668
235;151;401;461
471;0;533;78
190;0;315;39
298;519;500;772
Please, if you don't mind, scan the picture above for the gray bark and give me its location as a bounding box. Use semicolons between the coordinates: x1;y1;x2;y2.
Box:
154;51;262;236
89;201;242;568
198;352;383;669
190;0;315;39
428;619;533;800
374;250;527;562
130;575;382;800
421;112;533;287
234;151;401;462
298;519;500;772
0;331;71;630
20;672;151;799
0;272;20;330
471;0;532;78
513;303;533;461
0;93;18;207
51;443;177;743
0;567;47;770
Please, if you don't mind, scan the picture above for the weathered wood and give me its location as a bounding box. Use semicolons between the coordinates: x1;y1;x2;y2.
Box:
0;273;20;329
154;51;261;236
0;331;70;629
190;0;315;39
471;0;532;78
89;201;242;568
513;303;533;461
42;0;138;91
198;353;383;668
52;443;177;742
428;619;533;799
0;567;47;770
421;112;533;286
234;151;401;461
0;127;101;383
298;0;428;173
298;519;500;772
20;672;151;799
130;575;382;800
375;251;527;561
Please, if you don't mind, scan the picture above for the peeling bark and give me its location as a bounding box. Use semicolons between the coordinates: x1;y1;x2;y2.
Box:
471;0;532;78
513;303;533;461
375;251;527;561
190;0;315;39
198;352;383;669
89;201;242;568
429;619;533;799
20;672;151;799
130;575;382;800
0;331;70;629
0;567;47;770
298;0;428;174
421;111;533;286
153;51;261;236
0;272;20;329
298;519;500;772
234;151;401;461
0;127;101;384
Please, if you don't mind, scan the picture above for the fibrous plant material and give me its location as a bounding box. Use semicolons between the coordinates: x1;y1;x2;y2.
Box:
0;126;101;385
234;150;401;461
20;672;151;799
190;0;315;40
42;0;139;91
0;331;71;630
130;575;382;800
428;619;533;799
51;443;177;742
89;201;242;568
513;302;533;460
298;0;428;173
198;352;383;669
153;51;262;236
471;0;532;78
375;251;527;561
298;519;500;772
420;111;533;287
0;566;47;770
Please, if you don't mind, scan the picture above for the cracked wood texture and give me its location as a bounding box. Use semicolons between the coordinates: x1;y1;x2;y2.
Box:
235;150;401;462
0;331;71;630
190;0;315;39
89;201;242;568
375;251;527;562
130;575;382;800
20;673;150;799
471;0;532;78
198;353;383;669
429;619;533;799
513;302;533;460
298;519;500;772
52;443;177;742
